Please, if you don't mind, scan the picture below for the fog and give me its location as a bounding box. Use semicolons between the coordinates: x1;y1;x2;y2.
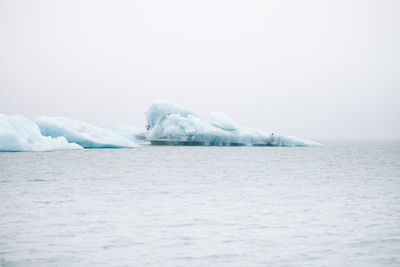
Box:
1;0;399;140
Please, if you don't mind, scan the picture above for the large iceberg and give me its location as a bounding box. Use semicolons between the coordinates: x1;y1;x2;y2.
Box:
146;100;320;147
0;114;82;152
36;116;137;148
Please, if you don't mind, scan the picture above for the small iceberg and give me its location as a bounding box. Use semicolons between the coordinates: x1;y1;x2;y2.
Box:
0;114;82;152
36;116;137;148
113;123;148;144
210;111;238;131
145;100;320;147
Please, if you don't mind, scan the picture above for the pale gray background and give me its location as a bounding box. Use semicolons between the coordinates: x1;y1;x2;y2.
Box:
1;0;399;140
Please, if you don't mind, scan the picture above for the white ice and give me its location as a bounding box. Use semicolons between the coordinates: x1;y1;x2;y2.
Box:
146;100;321;147
0;114;82;152
36;117;137;148
210;111;238;131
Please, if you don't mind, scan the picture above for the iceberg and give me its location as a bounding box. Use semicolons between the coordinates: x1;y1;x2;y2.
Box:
210;111;238;131
0;114;82;152
145;100;320;147
113;123;148;144
35;116;137;148
146;100;197;128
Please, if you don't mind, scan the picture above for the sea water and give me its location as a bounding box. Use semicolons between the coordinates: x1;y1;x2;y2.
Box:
0;141;399;266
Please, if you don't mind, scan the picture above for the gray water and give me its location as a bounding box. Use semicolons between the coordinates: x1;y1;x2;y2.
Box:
1;141;399;266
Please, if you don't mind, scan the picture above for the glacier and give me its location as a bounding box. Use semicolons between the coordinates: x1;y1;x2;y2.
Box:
146;100;320;147
0;114;82;152
35;117;137;149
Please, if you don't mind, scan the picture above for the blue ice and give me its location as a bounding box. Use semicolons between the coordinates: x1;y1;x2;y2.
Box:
0;114;82;152
146;100;321;147
36;116;137;148
113;123;148;144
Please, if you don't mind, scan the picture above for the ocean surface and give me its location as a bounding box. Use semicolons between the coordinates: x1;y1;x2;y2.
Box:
1;141;399;266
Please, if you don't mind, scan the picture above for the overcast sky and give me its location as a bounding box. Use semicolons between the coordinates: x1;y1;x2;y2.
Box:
0;0;399;140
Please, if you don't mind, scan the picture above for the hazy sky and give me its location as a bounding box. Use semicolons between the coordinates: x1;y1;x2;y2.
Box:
1;0;399;140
